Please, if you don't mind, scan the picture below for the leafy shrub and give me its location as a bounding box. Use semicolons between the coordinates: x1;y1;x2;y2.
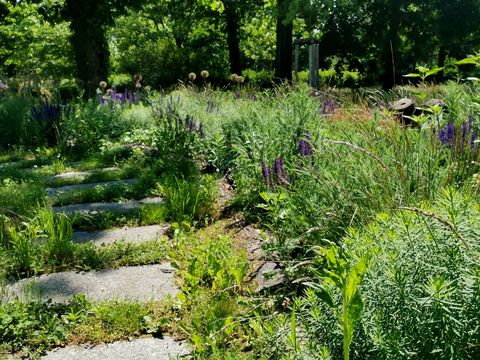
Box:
243;69;274;87
300;189;480;359
0;95;33;148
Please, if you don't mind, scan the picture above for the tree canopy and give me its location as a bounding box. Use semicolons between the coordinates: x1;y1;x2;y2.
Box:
1;0;480;92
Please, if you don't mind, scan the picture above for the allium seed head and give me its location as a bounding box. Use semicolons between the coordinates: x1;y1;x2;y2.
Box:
188;72;197;81
201;70;209;79
99;81;107;89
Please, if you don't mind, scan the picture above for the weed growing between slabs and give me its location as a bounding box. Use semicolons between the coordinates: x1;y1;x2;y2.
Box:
0;295;174;357
0;207;170;281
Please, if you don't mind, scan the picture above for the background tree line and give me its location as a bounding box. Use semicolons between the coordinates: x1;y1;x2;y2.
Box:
1;0;480;94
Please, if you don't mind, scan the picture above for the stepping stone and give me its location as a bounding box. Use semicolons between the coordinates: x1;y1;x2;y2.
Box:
42;337;189;360
0;161;15;169
53;197;164;215
73;224;171;246
6;263;178;303
45;168;120;182
47;179;137;197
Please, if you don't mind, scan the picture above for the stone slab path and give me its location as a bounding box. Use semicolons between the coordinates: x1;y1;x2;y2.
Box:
42;337;189;360
6;263;178;303
47;179;137;197
73;224;171;246
52;197;164;215
45;168;120;182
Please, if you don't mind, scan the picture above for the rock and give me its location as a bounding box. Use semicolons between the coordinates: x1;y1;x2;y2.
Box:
255;261;285;292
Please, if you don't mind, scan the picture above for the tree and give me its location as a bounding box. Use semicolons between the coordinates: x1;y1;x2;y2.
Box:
274;0;293;81
63;0;142;96
0;1;73;79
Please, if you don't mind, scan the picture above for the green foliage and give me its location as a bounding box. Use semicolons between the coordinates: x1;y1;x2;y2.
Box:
403;65;444;82
35;208;74;266
0;95;34;148
0;1;73;78
0;296;88;355
305;247;367;360
72;300;166;343
0;295;169;357
0;178;45;217
300;189;480;359
160;174;217;223
174;233;250;356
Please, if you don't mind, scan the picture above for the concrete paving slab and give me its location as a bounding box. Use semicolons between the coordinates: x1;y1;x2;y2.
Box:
52;197;164;215
6;263;178;303
73;224;171;246
47;179;137;197
41;337;189;360
45;168;120;182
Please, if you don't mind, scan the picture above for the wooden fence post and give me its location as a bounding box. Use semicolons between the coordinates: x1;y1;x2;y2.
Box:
294;44;300;83
309;43;319;89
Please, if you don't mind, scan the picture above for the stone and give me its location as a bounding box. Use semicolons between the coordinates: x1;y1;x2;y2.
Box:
72;225;171;246
6;264;178;303
52;197;164;216
41;337;189;360
47;179;137;197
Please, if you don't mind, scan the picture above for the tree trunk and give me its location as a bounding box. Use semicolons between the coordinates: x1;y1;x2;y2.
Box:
437;45;446;81
274;0;293;82
65;0;109;97
382;0;401;90
224;5;242;75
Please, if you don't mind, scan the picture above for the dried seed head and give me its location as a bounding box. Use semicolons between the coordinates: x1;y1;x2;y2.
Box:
135;81;142;89
188;72;197;81
99;81;107;89
133;74;143;82
230;73;239;82
237;76;245;84
201;70;209;79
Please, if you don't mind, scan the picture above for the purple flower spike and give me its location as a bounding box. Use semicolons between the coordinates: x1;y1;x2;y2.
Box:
329;99;336;113
273;157;291;185
462;122;468;141
439;127;448;145
298;139;312;156
261;161;271;187
447;123;455;142
322;98;330;114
